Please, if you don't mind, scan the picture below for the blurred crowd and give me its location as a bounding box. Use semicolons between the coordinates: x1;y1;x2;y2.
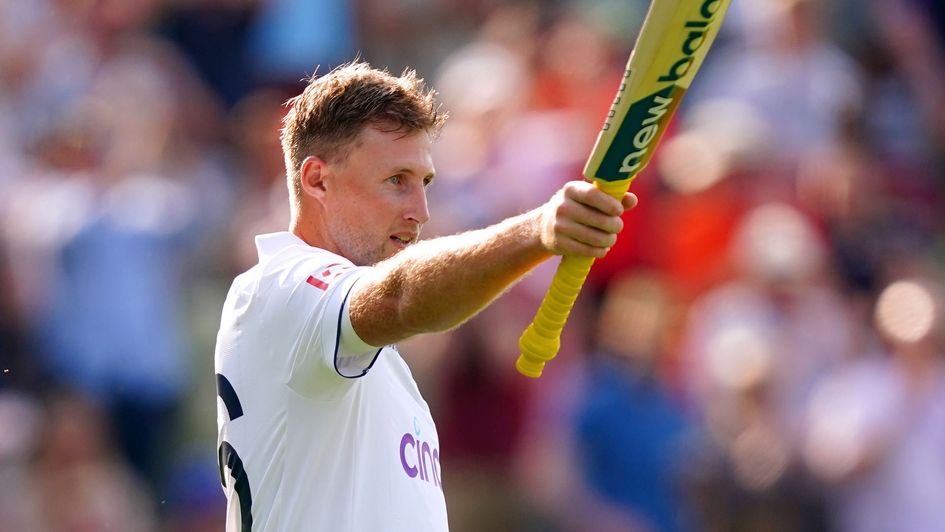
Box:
1;0;944;530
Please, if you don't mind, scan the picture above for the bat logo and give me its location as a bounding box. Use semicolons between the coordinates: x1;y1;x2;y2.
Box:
597;85;683;180
659;0;725;83
618;89;674;174
591;0;726;182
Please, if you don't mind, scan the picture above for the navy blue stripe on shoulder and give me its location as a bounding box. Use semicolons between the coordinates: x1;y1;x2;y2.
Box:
334;281;382;379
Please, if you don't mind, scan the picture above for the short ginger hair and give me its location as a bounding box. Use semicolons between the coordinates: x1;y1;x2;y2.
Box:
280;61;446;203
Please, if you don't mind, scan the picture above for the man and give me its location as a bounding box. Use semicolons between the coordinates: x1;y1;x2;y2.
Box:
214;61;636;531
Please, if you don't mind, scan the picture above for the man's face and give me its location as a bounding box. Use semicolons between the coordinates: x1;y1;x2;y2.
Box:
319;125;435;265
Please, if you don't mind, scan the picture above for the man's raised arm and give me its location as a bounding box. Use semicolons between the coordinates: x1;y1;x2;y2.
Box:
348;181;637;347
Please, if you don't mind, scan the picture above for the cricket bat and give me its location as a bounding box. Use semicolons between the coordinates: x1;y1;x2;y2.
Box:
516;0;732;378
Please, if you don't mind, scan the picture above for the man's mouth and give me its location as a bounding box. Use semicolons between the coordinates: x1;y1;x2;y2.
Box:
390;234;415;247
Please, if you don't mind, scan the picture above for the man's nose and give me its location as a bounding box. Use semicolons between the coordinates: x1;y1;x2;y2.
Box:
404;185;430;225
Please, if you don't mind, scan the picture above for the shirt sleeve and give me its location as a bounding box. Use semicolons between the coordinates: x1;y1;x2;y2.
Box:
286;257;383;383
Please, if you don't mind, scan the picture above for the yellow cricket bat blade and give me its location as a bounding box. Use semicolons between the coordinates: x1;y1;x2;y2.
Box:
516;0;732;378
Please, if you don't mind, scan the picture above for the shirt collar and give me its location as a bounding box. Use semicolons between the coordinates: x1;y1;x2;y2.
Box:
254;231;308;260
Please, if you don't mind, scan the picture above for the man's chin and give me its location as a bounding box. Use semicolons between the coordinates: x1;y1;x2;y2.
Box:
342;240;407;266
379;243;407;262
353;247;401;266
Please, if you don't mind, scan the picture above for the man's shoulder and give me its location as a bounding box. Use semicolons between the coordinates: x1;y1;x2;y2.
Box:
254;232;351;267
223;235;363;323
255;237;355;289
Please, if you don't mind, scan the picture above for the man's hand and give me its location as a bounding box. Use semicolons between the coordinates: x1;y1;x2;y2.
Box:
538;181;638;258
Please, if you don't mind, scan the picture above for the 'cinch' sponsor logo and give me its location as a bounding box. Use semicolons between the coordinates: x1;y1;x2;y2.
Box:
399;432;442;488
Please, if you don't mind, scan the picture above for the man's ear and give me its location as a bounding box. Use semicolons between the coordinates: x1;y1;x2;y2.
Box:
299;156;329;201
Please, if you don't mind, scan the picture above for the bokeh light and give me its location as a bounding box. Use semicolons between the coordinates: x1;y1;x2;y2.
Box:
705;324;772;391
874;279;937;344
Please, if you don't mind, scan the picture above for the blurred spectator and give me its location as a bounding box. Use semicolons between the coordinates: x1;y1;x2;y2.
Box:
685;202;855;432
573;272;692;532
429;16;542;233
33;391;159;531
804;274;945;532
0;392;44;529
248;0;357;84
0;245;32;390
1;4;229;497
680;202;848;530
436;304;533;532
160;0;259;107
870;0;945;154
695;0;863;167
224;88;293;271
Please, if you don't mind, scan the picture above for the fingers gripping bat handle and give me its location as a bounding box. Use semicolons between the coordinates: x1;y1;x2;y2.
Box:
516;180;630;378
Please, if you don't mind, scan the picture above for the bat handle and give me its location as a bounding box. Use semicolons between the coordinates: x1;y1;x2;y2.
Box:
516;254;595;377
516;179;630;378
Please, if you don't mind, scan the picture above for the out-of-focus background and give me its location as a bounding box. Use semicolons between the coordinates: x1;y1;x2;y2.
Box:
1;0;944;530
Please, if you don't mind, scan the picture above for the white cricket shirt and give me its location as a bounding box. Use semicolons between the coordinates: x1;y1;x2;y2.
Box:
214;232;448;531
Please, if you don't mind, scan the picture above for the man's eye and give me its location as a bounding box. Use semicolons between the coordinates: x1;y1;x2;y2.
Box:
423;177;433;188
387;175;402;185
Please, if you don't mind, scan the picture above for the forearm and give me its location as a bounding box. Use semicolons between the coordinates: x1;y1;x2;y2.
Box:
350;209;550;346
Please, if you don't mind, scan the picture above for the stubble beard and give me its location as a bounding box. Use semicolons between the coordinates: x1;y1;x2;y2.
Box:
330;220;390;266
